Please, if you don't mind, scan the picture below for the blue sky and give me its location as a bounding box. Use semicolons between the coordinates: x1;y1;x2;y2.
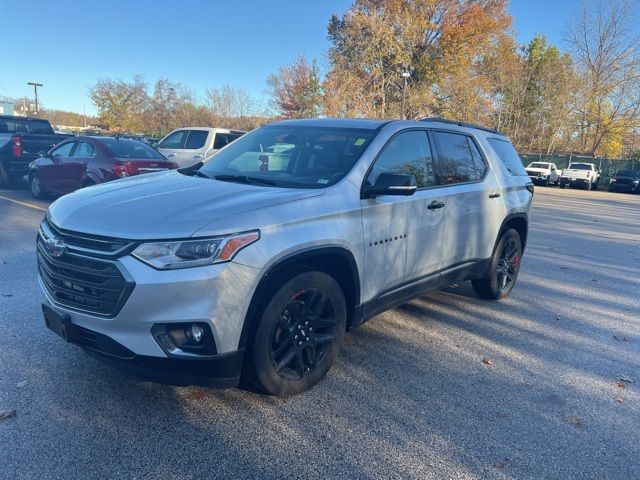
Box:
2;0;586;115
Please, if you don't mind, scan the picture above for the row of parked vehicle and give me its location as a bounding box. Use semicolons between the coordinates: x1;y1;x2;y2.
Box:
0;114;247;197
525;161;639;193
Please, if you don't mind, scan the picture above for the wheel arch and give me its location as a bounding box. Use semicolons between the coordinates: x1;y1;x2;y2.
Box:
237;246;361;352
499;212;528;252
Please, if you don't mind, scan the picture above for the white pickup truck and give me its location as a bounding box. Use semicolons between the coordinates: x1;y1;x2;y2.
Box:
559;162;600;190
157;127;246;167
525;162;562;186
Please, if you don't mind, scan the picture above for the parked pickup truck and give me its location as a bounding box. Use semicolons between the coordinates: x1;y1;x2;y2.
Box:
559;162;600;190
0;115;71;186
525;161;562;186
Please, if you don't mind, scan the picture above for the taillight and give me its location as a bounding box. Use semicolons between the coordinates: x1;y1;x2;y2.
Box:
112;162;132;178
11;136;22;157
526;183;535;195
586;171;591;177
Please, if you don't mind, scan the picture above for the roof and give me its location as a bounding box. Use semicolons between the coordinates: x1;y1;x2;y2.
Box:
0;115;50;122
269;118;392;130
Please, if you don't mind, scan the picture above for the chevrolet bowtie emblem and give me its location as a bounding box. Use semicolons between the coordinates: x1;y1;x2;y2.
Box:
45;237;67;257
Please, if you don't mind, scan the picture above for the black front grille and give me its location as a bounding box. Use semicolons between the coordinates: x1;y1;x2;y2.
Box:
37;238;134;317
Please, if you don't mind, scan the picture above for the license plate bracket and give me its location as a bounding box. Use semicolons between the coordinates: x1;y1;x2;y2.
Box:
42;303;76;343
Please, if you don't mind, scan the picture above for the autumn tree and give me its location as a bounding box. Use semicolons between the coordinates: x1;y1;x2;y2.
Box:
567;0;640;157
90;76;149;132
323;0;513;122
267;55;322;118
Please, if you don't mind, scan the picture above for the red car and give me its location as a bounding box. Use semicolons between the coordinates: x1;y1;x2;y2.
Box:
28;136;179;198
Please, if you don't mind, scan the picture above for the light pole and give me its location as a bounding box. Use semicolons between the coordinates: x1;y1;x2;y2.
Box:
401;69;411;119
27;82;43;114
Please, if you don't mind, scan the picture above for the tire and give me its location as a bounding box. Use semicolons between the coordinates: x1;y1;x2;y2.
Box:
29;174;45;199
593;179;599;190
544;178;550;187
559;183;566;189
472;228;522;300
248;270;347;396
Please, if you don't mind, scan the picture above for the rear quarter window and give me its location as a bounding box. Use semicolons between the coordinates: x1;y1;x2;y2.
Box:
29;121;54;135
487;138;528;176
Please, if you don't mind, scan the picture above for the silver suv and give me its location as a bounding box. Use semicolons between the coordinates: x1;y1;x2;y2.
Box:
38;118;533;396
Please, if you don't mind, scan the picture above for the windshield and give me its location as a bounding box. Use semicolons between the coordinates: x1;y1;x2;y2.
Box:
528;163;549;169
568;163;592;170
616;170;638;178
199;125;377;188
100;138;165;159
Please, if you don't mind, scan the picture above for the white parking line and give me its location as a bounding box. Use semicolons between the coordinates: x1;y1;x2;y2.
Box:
0;195;47;212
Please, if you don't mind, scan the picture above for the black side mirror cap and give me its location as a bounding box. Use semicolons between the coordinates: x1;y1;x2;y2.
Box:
362;172;417;198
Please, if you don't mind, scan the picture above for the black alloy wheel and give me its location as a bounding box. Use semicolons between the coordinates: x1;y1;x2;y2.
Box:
248;270;346;396
495;237;520;291
472;228;522;300
270;288;337;380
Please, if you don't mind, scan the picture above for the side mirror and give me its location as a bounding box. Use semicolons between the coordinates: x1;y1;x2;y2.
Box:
363;172;417;198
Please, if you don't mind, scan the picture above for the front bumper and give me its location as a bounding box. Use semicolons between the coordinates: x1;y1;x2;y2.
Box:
38;251;261;386
43;303;243;387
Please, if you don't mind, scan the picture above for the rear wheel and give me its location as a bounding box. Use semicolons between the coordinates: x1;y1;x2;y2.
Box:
248;270;347;396
29;174;45;199
472;228;522;300
559;182;566;189
544;178;550;187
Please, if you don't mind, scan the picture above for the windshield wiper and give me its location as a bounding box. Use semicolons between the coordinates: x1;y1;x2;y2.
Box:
213;174;277;186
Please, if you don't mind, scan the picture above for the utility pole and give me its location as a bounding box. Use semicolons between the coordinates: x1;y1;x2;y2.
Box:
27;82;43;114
401;68;411;120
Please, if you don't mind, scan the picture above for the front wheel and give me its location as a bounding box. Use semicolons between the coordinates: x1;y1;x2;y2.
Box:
472;228;522;300
559;182;566;189
248;270;347;396
29;174;45;199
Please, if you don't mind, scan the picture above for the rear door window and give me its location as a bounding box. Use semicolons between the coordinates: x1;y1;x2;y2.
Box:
159;130;188;149
487;138;528;176
185;130;209;149
431;131;483;185
51;142;75;157
73;142;96;157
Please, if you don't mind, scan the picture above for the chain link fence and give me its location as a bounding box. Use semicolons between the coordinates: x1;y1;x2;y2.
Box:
520;154;639;182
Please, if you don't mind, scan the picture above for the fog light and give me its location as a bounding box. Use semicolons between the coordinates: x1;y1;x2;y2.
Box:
188;324;204;344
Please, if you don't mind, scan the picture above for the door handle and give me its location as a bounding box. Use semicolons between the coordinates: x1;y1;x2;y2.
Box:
167;153;177;158
193;154;204;159
427;200;445;210
489;192;501;198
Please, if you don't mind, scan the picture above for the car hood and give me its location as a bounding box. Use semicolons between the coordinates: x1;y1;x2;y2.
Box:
48;171;324;239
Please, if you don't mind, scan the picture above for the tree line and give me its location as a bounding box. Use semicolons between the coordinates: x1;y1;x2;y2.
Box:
79;0;639;158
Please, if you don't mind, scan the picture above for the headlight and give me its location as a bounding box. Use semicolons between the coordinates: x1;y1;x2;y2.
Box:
132;231;259;269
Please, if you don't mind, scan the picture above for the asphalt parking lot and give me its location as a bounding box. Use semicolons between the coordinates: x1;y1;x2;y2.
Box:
0;184;638;479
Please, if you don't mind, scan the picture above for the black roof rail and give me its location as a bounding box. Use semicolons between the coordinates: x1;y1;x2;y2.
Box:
419;117;503;136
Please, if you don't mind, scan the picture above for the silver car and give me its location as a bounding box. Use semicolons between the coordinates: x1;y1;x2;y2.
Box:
38;118;533;396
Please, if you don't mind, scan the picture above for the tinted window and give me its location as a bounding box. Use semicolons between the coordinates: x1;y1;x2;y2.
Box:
213;132;243;149
29;120;54;135
51;142;75;157
616;171;639;178
367;130;435;188
100;138;164;159
569;163;593;170
0;119;28;133
488;138;528;176
185;130;209;149
200;126;377;189
159;130;187;149
432;131;481;184
73;142;95;157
